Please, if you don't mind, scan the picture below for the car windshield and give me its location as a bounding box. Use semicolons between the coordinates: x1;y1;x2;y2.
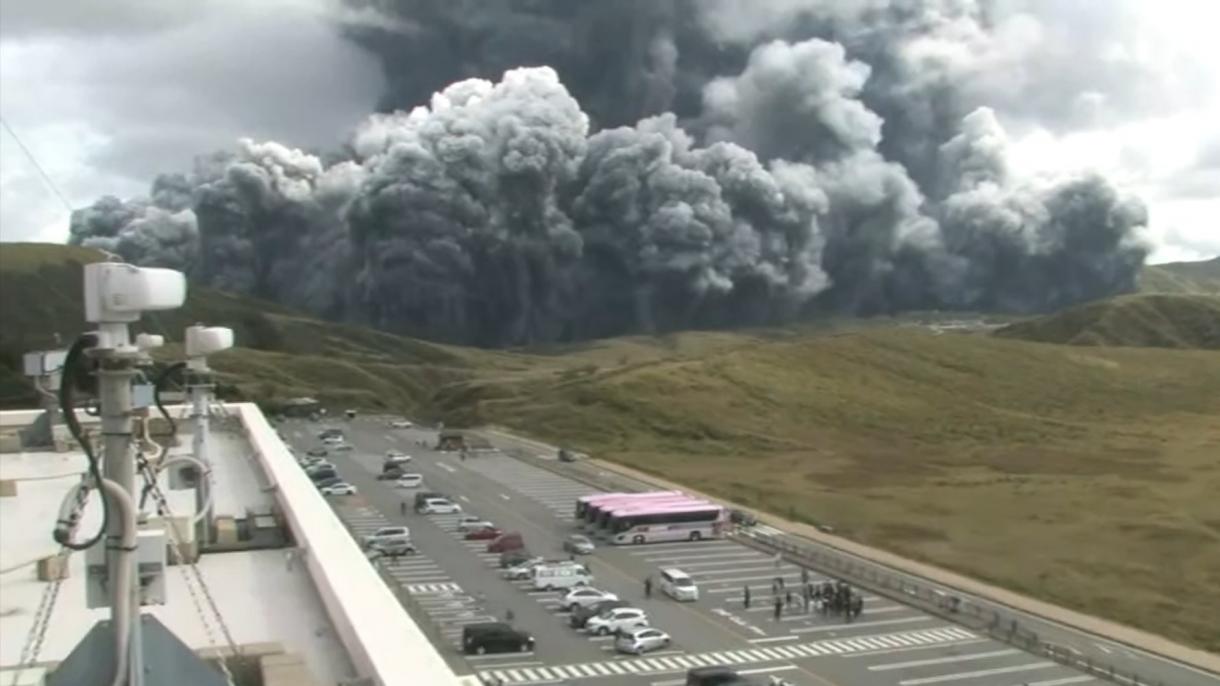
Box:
674;577;694;587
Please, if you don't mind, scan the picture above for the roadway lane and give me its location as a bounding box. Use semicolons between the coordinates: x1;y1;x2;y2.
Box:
280;416;1110;686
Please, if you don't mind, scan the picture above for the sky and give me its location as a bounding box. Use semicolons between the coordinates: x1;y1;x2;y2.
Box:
0;0;1217;264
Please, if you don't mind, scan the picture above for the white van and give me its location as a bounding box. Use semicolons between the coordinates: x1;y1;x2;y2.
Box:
659;568;698;601
532;562;593;591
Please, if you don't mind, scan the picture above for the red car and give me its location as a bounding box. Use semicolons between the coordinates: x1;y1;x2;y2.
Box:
464;526;503;541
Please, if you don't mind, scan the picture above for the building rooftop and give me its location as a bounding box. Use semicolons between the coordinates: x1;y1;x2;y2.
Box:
0;403;472;686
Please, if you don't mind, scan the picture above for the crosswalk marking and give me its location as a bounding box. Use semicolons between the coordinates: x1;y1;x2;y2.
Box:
404;582;462;594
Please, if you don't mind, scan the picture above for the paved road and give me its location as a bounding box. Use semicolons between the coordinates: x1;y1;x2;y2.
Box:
279;416;1115;686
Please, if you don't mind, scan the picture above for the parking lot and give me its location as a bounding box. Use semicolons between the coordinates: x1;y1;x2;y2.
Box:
280;416;1100;686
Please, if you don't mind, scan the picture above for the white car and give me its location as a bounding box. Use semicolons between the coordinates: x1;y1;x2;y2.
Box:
363;526;410;547
501;558;546;580
457;518;494;533
614;627;671;655
394;474;423;488
390;420;413;428
585;607;648;636
385;450;411;462
319;482;357;496
322;435;344;445
419;498;462;515
562;587;619;611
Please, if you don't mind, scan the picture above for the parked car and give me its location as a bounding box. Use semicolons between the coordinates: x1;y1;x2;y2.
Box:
305;461;335;473
389;419;413;428
498;549;535;569
305;448;328;457
563;534;595;555
320;482;357;496
322;435;345;445
501;558;546;580
317;428;342;440
419;498;462;515
534;562;592;591
368;539;417;557
307;468;337;482
487;531;524;553
394;474;423;489
457;516;493;532
461;623;534;656
314;476;344;489
465;525;503;541
684;666;758;686
331;443;353;452
585;607;648;636
363;526;410;548
729;509;758;527
562;587;618;611
377;468;406;481
615;627;671;655
413;491;448;512
569;599;629;629
385;450;411;464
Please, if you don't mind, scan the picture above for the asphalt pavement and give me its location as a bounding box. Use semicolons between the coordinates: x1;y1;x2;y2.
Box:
278;415;1123;686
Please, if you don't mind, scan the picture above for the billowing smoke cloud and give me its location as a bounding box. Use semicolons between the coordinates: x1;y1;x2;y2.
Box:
68;0;1150;346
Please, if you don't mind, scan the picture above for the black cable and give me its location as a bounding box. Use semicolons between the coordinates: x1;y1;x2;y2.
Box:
141;361;187;510
55;333;109;550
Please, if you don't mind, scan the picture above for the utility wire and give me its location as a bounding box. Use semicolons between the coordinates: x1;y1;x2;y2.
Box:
0;116;74;212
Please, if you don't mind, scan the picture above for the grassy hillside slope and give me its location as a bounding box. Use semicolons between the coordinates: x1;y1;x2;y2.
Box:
1139;256;1220;294
4;243;1220;649
455;331;1220;650
995;294;1220;349
0;243;520;411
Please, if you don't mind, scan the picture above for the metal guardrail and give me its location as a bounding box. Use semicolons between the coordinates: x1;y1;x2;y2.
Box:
489;438;1190;686
736;529;1170;686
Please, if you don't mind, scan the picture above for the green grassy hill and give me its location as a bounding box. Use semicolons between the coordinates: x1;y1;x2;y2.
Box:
1139;255;1220;294
0;243;519;412
4;242;1220;650
994;293;1220;349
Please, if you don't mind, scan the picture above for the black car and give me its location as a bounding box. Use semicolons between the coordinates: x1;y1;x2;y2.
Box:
377;468;405;481
308;468;338;482
413;491;447;510
569;599;629;629
685;666;754;686
729;509;757;527
306;448;328;458
461;622;534;655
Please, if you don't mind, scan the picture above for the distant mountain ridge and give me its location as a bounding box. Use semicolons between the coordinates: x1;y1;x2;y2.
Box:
1139;256;1220;295
995;293;1220;350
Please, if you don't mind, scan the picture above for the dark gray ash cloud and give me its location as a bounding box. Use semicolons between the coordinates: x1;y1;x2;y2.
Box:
67;0;1152;346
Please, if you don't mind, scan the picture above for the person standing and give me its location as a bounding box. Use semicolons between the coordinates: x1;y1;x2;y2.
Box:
800;567;810;586
743;585;751;609
644;576;653;599
399;501;407;516
773;596;783;621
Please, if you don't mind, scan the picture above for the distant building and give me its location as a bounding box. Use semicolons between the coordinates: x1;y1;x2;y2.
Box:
279;397;321;418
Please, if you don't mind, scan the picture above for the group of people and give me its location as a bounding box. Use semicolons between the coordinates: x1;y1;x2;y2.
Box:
746;570;864;621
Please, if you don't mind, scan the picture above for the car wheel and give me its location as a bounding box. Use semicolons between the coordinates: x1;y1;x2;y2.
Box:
597;626;609;636
689;530;702;541
545;584;554;591
632;535;645;545
475;646;487;655
520;643;530;653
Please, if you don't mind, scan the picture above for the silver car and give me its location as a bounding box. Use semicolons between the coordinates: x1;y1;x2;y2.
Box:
563;534;595;555
614;627;670;655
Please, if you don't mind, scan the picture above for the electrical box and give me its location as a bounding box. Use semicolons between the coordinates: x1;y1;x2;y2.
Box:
85;529;168;608
132;383;154;409
23;350;67;376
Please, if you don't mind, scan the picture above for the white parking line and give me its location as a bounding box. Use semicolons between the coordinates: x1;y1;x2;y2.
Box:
500;494;511;500
439;463;457;473
899;662;1055;685
748;635;800;644
843;637;990;658
870;648;1020;671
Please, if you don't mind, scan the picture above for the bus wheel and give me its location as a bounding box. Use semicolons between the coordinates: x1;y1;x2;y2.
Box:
633;535;645;545
689;531;702;541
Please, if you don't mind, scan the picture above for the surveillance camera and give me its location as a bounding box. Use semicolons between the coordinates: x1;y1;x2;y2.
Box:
84;263;187;324
185;326;234;358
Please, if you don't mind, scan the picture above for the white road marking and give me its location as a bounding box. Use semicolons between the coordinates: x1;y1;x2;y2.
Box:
439;463;457;473
1094;642;1114;654
500;493;511;500
791;616;932;633
843;638;990;658
459;495;470;502
899;662;1055;685
748;635;800;643
869;648;1019;671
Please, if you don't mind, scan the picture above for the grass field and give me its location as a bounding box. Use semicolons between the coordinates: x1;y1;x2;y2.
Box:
4;243;1220;650
460;330;1220;651
1139;256;1220;295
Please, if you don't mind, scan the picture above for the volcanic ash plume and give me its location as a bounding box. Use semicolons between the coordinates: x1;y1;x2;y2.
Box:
69;0;1150;346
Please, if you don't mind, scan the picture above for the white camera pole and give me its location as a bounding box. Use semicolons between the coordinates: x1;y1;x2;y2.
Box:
184;325;233;544
84;263;187;686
